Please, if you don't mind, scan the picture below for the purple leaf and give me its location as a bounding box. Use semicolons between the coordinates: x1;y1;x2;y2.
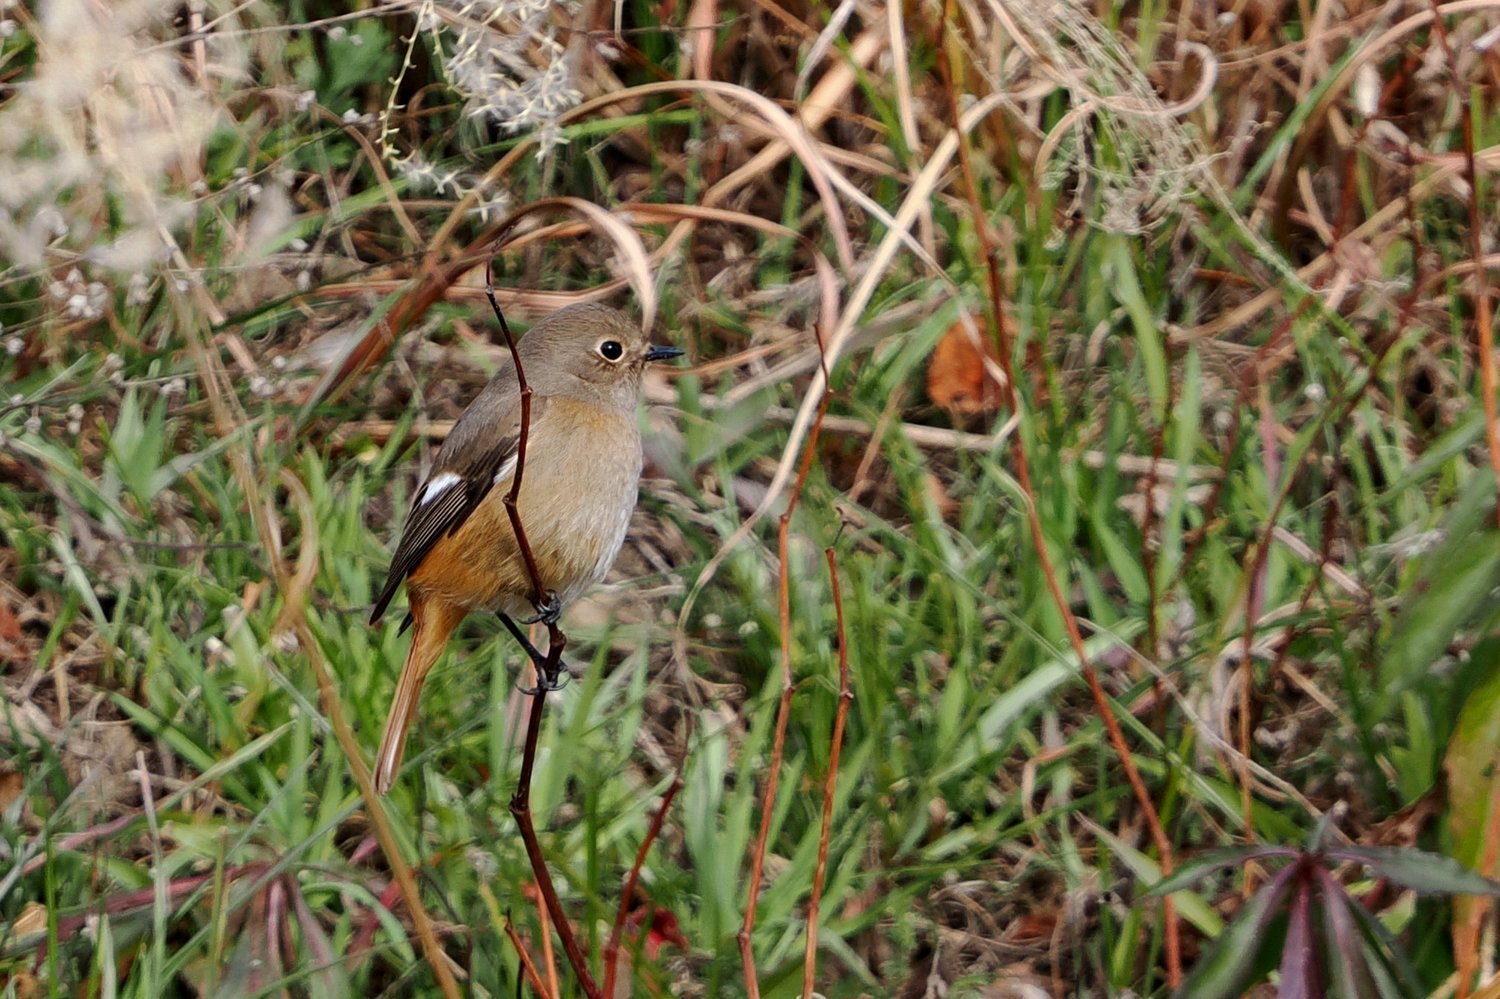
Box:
1172;864;1297;999
1276;879;1317;999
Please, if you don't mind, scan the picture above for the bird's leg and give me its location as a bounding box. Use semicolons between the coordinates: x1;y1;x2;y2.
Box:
498;611;570;694
519;589;561;626
498;612;546;665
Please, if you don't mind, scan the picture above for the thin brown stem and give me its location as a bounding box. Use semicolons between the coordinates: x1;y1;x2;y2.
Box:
740;329;835;999
935;9;1183;984
508;648;595;992
802;547;853;998
485;255;602;999
485;260;548;613
505;917;557;998
603;774;684;997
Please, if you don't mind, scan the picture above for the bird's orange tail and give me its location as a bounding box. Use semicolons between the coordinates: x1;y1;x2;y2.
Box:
374;594;466;794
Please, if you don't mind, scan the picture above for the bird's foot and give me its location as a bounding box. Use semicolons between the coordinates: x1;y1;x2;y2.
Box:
520;590;561;626
516;669;570;696
497;611;568;693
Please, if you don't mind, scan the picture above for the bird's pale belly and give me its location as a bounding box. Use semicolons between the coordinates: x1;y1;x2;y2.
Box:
407;440;641;618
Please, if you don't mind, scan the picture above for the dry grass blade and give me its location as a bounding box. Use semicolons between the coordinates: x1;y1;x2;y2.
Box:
298;252;479;418
434;75;864;277
492;198;658;333
619;202;840;339
681;92;1011;626
615;79;859;274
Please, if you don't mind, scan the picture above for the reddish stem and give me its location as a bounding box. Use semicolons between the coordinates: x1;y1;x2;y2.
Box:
935;7;1182;983
603;774;684;997
505;918;557;998
802;547;854;997
485;255;602;999
739;331;834;999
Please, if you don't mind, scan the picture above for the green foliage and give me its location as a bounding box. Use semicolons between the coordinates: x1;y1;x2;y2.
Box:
3;0;1500;996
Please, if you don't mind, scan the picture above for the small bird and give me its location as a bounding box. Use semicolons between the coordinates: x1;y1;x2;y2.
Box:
369;302;683;794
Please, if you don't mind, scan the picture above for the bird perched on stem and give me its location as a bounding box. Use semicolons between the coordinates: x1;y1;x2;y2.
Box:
369;302;683;794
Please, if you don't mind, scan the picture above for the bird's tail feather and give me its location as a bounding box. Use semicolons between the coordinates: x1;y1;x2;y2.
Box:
374;595;465;794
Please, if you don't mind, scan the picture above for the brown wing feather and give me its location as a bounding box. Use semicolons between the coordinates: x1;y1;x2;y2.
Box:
370;374;543;623
368;435;518;624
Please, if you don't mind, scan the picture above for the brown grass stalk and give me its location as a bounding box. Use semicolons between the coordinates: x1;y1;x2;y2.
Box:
175;295;464;999
602;774;684;998
505;917;557;999
530;879;562;999
738;337;835;999
936;7;1183;985
801;547;853;998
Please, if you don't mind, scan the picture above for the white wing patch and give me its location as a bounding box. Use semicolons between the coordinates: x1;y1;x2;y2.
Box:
416;471;462;508
492;454;518;487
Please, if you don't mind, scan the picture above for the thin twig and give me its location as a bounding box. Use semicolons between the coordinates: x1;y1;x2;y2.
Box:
504;917;556;998
935;9;1184;984
483;254;602;999
739;328;835;999
802;547;853;998
603;774;684;998
526;880;562;999
485;275;546;607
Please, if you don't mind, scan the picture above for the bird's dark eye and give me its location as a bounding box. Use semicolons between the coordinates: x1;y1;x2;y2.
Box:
598;340;624;361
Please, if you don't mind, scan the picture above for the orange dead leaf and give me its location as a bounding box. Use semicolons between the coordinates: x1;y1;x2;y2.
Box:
0;771;21;813
927;321;1003;415
0;596;21;644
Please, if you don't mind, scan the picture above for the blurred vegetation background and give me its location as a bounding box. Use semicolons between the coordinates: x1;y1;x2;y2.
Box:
3;0;1500;996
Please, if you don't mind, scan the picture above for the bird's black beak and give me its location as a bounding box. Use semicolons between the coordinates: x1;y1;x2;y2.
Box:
645;344;685;363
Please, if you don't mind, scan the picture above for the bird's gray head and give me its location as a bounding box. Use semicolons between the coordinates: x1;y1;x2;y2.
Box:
519;303;683;403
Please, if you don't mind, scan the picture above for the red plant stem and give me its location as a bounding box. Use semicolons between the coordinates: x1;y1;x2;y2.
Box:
486;257;602;999
739;342;834;999
507;646;596;992
802;548;854;998
603;774;684;997
934;8;1182;984
32;863;267;962
505;918;557;998
486;269;547;610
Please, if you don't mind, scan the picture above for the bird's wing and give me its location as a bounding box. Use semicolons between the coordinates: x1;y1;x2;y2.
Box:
369;379;544;625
